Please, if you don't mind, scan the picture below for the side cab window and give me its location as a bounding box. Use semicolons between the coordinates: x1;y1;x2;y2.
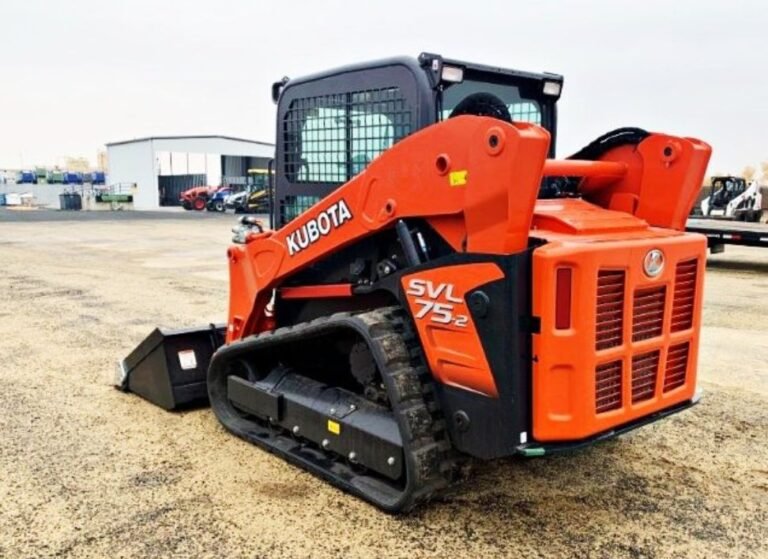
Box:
275;64;422;226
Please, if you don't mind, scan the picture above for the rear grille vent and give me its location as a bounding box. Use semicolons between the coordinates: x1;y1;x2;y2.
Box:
596;360;623;413
632;286;666;342
671;259;698;332
664;342;690;392
596;271;625;350
631;350;660;403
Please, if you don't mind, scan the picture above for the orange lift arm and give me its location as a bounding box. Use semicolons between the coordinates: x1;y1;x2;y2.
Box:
226;116;710;342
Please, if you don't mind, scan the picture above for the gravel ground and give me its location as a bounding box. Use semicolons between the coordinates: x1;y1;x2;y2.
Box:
0;208;766;558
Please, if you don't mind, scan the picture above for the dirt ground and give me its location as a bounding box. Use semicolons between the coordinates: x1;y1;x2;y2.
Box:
0;209;766;559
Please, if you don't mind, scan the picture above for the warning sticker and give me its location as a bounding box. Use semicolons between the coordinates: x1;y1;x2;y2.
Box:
449;170;468;187
327;420;341;435
178;350;198;370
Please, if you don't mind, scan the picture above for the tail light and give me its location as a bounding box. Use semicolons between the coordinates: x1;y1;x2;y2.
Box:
555;268;572;329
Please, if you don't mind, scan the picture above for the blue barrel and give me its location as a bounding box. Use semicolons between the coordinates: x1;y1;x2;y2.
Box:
0;193;6;206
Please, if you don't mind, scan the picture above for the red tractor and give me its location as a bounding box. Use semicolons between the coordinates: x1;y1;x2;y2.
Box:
180;186;214;211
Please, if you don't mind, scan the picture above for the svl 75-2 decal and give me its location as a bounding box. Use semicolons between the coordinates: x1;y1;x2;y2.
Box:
405;278;469;327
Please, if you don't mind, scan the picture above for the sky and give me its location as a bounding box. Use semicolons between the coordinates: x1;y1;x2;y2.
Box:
1;0;766;175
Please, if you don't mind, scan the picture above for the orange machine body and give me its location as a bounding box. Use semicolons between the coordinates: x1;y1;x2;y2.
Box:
226;115;710;446
530;201;704;441
400;262;505;398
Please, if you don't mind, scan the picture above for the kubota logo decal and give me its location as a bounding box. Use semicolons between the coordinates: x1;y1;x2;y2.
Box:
405;279;469;327
286;199;353;256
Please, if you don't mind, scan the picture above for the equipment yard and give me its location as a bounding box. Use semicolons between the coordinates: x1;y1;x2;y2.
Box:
0;209;766;559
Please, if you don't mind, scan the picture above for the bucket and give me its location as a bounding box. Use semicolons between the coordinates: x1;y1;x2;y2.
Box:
117;324;226;410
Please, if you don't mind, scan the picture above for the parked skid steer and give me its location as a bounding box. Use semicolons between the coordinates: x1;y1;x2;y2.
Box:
118;53;712;512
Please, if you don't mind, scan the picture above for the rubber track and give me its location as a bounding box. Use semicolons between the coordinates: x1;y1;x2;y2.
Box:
207;306;465;513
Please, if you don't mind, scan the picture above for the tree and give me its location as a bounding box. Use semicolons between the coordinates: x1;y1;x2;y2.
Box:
760;161;768;185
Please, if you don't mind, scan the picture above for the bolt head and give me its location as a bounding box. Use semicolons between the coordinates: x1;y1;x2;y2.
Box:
348;451;357;462
322;439;330;448
453;410;471;432
387;456;396;466
330;408;337;415
292;425;300;434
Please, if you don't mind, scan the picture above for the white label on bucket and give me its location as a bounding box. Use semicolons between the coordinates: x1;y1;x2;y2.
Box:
178;350;197;370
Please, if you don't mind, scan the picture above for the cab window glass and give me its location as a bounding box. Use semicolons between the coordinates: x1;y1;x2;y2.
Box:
284;88;412;184
441;78;542;125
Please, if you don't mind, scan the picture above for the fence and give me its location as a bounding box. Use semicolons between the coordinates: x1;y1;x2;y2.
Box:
0;182;135;210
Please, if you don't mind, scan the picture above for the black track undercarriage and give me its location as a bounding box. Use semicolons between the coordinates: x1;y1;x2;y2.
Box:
206;307;468;512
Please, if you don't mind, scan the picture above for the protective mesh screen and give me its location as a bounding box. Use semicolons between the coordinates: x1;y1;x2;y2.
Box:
283;87;413;184
280;195;321;224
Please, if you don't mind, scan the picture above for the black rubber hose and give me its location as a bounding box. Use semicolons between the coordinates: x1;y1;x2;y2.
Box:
396;220;422;267
568;127;649;161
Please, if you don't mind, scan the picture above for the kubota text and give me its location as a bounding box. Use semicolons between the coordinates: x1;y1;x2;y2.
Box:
286;199;353;256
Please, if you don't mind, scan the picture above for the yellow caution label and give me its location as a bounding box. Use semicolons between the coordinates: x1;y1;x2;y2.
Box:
327;420;341;435
449;170;468;187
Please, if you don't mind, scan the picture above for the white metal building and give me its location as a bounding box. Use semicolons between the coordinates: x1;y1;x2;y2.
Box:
106;135;274;210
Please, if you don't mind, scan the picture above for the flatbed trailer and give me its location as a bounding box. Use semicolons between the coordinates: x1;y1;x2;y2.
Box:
686;218;768;251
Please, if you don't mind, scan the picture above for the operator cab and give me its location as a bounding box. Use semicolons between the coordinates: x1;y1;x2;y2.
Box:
270;52;563;227
709;176;747;210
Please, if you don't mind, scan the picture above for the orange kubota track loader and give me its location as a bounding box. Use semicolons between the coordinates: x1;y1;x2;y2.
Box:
118;53;711;512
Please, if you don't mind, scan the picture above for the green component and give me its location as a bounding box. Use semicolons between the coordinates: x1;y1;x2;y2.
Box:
520;447;546;458
100;194;133;203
